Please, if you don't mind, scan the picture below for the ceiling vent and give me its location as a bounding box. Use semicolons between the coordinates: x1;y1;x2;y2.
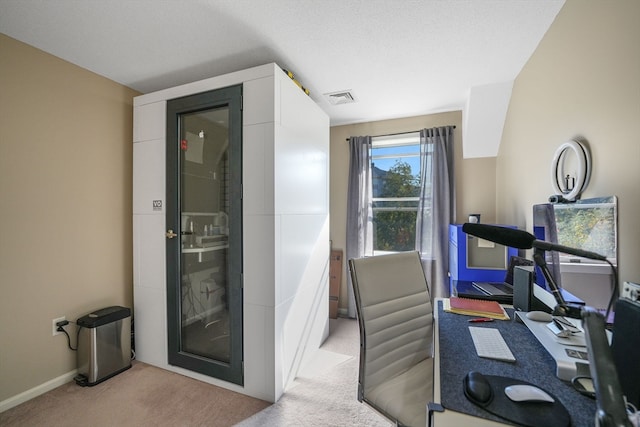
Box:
324;90;356;105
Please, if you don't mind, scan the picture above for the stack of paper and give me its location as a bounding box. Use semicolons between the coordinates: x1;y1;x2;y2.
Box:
444;297;510;320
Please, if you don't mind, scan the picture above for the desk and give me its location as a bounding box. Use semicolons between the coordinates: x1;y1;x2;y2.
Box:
430;298;595;427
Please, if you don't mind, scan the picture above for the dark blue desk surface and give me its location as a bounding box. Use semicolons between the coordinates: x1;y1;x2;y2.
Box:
437;300;595;426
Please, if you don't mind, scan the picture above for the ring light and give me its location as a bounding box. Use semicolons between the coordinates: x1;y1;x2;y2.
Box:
551;139;591;201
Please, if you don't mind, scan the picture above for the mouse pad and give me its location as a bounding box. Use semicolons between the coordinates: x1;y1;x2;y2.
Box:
465;374;570;427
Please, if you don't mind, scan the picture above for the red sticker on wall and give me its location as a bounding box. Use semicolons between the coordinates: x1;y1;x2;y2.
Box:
181;139;188;150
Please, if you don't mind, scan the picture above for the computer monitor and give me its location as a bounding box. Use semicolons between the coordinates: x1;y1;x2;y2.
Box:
532;196;617;308
533;196;617;263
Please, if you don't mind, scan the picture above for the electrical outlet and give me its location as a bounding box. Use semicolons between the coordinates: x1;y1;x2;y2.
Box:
52;316;66;336
622;281;640;302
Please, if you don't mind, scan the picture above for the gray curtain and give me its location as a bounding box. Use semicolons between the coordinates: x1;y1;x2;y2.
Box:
415;126;456;299
346;136;373;318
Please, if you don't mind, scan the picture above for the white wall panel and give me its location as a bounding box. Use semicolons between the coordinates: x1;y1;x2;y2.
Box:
278;70;328;139
274;126;328;215
132;285;167;367
243;76;275;126
243;214;275;306
133;102;165;143
133;214;165;290
277;214;329;304
274;213;282;307
243;303;276;401
243;123;274;216
133;139;165;215
276;279;330;391
274;297;292;398
276;215;330;389
273;71;329;215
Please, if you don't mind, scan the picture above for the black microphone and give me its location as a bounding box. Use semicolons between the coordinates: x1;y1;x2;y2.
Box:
462;223;534;249
462;223;608;261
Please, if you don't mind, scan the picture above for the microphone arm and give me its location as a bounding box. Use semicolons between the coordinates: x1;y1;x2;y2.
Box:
532;249;582;319
532;239;608;262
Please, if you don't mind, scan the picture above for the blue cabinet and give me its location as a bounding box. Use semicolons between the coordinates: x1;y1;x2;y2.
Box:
449;224;518;292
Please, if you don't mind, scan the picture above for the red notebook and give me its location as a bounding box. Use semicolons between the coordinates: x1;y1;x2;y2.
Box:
447;297;509;320
450;297;504;314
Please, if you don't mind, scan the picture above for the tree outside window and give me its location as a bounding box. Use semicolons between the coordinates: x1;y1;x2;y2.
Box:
371;134;422;253
553;197;617;262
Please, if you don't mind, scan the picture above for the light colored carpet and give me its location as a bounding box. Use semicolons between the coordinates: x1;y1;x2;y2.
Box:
0;361;270;427
236;318;392;427
296;348;351;380
0;318;391;427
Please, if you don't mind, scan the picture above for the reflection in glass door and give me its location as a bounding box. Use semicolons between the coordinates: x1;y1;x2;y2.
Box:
166;85;243;385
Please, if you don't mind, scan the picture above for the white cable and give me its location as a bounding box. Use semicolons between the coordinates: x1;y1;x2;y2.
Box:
551;139;591;201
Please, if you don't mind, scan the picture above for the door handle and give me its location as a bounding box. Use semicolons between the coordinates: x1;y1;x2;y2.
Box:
166;229;178;239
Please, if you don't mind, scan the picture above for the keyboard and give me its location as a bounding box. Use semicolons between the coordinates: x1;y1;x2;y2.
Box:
468;326;516;362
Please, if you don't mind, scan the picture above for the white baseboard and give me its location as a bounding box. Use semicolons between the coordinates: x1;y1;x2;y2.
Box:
0;369;77;413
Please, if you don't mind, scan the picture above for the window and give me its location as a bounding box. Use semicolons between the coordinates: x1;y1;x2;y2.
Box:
371;132;425;254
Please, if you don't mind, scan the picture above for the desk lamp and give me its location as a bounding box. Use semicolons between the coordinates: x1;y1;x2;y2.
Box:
462;223;632;427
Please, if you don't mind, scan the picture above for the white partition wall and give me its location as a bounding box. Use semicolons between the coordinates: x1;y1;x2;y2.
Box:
133;63;330;402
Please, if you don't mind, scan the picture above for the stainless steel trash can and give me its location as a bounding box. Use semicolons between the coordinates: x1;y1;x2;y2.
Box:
75;306;131;386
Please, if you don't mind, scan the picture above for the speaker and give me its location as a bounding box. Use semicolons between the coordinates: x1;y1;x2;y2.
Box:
513;266;550;313
611;298;640;408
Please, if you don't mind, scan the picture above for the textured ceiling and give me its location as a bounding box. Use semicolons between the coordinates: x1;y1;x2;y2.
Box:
0;0;565;126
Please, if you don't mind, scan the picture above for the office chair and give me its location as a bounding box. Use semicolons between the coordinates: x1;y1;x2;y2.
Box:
349;251;434;427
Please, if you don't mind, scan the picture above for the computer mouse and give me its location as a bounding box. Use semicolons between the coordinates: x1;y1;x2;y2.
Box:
464;371;493;405
526;311;553;322
504;384;555;403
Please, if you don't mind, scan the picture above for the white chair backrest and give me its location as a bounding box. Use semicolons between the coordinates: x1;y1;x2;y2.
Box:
349;251;433;398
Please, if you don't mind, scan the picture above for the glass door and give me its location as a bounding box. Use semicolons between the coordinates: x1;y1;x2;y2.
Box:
165;85;243;385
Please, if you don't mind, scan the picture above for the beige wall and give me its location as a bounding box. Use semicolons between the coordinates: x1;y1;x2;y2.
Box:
0;34;139;402
497;1;640;286
330;112;499;312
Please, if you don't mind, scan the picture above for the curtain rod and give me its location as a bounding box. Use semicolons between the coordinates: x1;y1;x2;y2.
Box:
345;126;456;141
